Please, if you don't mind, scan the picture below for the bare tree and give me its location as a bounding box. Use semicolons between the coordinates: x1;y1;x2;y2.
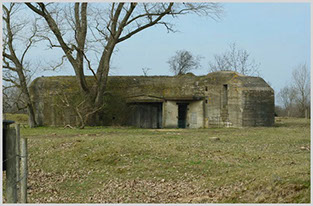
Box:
3;85;31;114
277;85;298;117
292;63;310;117
167;50;202;75
142;67;151;76
208;42;260;76
277;63;310;118
25;2;223;126
2;3;38;127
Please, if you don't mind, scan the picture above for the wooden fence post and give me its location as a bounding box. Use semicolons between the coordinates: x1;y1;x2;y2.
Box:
20;138;28;203
5;128;17;203
15;124;20;188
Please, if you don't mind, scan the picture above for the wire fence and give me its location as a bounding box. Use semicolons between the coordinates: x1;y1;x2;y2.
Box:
2;154;28;184
2;154;27;163
2;154;17;163
16;171;27;185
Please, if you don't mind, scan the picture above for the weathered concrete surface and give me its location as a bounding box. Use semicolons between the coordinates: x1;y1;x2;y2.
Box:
187;100;204;128
242;89;275;126
29;71;274;128
163;101;178;128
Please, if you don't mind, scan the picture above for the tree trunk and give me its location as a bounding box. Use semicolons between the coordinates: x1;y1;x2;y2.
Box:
94;43;115;108
16;68;38;128
27;103;37;128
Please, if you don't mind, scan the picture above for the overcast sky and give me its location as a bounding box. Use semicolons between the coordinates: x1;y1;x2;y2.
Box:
9;2;311;104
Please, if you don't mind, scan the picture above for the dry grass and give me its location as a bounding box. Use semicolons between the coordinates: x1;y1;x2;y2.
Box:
2;117;310;203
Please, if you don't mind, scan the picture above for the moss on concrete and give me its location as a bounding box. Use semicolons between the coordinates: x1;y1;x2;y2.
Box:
29;71;274;127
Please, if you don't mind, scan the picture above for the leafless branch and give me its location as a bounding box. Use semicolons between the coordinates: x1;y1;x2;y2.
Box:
208;42;260;76
48;55;67;71
117;3;173;43
82;52;97;81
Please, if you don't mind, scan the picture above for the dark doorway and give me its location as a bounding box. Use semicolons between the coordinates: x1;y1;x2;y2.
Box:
177;103;188;128
128;102;162;128
222;84;228;107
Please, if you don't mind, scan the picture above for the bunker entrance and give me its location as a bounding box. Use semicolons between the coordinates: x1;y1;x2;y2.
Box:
128;102;162;128
177;103;188;128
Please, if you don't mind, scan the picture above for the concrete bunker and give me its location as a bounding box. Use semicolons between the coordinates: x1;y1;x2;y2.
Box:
29;71;275;128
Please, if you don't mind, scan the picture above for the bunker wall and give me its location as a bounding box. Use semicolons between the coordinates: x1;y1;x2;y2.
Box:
163;101;178;128
242;89;275;126
187;100;204;128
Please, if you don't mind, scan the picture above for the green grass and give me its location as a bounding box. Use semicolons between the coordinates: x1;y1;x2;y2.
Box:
2;117;310;203
3;113;28;125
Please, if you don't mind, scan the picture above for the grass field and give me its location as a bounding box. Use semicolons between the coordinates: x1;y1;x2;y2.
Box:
2;116;311;203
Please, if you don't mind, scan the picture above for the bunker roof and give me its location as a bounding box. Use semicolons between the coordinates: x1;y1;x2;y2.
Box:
29;71;273;100
31;71;270;87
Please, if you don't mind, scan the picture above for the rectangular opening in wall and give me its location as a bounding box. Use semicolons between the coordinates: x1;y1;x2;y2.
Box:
177;103;188;128
223;84;228;107
127;102;163;128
